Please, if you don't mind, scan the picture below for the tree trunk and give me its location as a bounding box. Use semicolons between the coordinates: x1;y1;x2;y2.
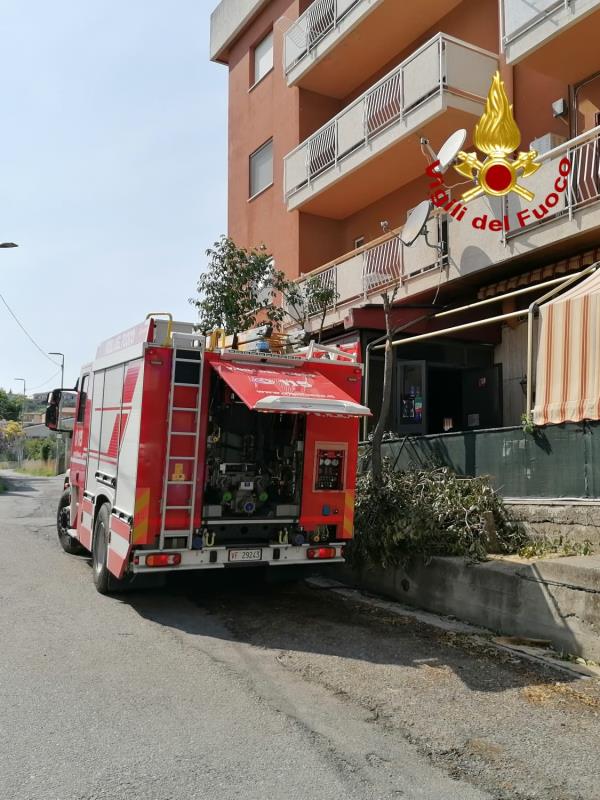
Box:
371;292;394;483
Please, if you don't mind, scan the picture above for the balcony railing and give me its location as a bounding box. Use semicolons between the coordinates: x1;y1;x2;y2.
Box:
283;33;498;202
287;216;446;325
502;0;571;46
284;0;362;74
501;0;600;59
507;125;600;238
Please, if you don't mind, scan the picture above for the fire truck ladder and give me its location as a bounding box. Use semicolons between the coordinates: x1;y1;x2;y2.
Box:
159;331;204;550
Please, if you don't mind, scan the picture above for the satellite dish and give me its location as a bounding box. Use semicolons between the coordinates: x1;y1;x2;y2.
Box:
435;128;467;173
399;200;431;247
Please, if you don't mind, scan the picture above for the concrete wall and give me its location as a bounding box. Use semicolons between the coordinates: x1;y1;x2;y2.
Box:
351;555;600;661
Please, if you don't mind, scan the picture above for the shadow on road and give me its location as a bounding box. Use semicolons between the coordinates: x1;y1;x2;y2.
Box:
120;567;575;694
0;472;48;495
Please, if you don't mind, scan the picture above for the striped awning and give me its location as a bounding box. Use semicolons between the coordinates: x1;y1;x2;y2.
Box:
478;247;600;300
534;268;600;425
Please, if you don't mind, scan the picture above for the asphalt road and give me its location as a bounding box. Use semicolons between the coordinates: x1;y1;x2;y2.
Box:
1;472;600;800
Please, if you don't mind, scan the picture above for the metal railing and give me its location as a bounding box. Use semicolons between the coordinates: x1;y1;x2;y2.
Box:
284;0;362;74
286;216;446;323
501;0;584;47
283;33;497;201
507;125;600;237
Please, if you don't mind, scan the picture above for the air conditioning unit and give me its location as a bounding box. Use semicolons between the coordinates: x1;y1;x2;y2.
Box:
529;132;567;156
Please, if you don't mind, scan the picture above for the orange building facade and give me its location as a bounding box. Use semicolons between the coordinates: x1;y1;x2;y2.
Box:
210;0;600;436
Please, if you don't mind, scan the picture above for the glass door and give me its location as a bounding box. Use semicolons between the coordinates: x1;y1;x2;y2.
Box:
395;360;427;435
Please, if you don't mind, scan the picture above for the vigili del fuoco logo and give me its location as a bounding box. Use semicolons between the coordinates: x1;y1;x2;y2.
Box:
425;71;572;232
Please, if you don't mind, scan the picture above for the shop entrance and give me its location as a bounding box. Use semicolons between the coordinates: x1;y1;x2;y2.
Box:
393;360;502;435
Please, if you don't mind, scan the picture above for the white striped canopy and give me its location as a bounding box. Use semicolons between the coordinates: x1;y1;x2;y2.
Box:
535;268;600;425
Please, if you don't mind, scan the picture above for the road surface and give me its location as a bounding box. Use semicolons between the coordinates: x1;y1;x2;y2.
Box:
1;471;599;800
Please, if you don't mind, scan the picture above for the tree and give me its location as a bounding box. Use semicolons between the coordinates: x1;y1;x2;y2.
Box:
191;236;286;334
0;420;24;460
279;274;339;342
0;389;21;421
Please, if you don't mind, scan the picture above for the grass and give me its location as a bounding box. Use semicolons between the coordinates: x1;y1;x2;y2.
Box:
16;464;56;477
518;536;594;559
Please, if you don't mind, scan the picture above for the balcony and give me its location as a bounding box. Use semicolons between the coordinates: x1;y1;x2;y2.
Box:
283;34;498;218
289;215;450;332
292;127;600;333
504;126;600;249
501;0;600;81
284;0;463;98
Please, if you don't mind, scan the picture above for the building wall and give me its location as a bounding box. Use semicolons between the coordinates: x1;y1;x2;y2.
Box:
226;0;300;277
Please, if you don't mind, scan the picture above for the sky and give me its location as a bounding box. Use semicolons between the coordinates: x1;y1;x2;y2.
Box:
0;0;227;395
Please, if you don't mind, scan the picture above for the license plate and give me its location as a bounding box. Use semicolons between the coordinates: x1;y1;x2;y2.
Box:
228;548;263;563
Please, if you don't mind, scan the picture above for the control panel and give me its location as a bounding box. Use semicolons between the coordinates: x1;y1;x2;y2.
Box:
315;447;345;491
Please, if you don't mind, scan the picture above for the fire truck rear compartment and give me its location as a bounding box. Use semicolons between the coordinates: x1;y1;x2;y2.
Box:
201;374;306;546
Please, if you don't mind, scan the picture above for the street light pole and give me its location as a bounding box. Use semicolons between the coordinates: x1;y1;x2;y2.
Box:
49;352;65;388
14;377;26;421
13;378;26;467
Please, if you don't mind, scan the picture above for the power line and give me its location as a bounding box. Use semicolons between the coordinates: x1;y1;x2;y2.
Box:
0;291;59;366
28;369;62;392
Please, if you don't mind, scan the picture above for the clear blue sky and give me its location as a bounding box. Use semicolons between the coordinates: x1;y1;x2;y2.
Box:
0;0;227;395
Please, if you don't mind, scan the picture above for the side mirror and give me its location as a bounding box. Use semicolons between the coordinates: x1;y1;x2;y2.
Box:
45;403;58;430
45;389;77;433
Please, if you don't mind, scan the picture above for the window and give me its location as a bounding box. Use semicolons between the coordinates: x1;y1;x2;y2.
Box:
249;139;273;198
77;375;89;423
354;236;365;249
253;31;273;86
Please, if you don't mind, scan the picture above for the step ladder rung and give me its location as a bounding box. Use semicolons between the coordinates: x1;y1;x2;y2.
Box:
173;382;200;387
167;481;194;485
165;505;192;510
175;358;203;364
168;456;195;461
172;407;198;412
170;431;199;437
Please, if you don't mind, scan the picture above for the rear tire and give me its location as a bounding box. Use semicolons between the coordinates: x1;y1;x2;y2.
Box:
57;490;85;555
92;503;135;595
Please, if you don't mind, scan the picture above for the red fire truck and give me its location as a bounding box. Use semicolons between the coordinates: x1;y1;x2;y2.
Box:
46;315;370;593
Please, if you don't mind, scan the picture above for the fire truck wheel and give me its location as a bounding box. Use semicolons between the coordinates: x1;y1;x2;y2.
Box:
92;503;112;593
57;490;85;555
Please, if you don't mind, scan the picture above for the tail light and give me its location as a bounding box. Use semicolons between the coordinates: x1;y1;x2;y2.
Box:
306;547;337;560
145;553;182;567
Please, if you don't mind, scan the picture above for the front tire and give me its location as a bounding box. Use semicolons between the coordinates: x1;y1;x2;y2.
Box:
57;490;85;555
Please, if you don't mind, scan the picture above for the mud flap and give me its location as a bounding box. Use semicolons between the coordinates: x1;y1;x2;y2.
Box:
107;515;132;579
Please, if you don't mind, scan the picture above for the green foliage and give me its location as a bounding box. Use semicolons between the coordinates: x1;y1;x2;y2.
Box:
0;389;21;421
23;437;56;461
280;274;339;337
521;413;536;435
347;462;526;569
518;536;594;559
191;236;286;334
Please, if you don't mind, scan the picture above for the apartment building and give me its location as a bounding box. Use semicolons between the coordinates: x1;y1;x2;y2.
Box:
210;0;600;437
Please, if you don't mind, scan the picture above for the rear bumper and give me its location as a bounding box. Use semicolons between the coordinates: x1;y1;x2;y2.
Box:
131;543;345;573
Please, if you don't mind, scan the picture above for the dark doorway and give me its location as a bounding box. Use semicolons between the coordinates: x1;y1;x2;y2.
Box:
427;367;462;434
462;365;503;430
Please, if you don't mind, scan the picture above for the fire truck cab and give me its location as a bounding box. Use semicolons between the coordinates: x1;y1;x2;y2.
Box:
46;315;370;593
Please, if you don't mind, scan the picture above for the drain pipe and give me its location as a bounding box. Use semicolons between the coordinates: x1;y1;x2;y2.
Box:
525;263;600;418
362;313;433;440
